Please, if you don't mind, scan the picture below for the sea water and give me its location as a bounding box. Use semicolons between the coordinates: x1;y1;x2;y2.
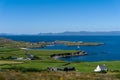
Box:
1;35;120;62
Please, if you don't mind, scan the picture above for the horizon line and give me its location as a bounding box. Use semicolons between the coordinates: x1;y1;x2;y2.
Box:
0;31;120;35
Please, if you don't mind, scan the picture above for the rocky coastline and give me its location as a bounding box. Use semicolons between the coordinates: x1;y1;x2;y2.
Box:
50;50;87;59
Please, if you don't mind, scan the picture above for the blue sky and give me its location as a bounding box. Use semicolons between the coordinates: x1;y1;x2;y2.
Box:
0;0;120;34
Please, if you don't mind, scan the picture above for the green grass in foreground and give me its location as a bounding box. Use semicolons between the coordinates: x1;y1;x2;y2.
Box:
0;48;120;73
0;49;120;80
0;71;120;80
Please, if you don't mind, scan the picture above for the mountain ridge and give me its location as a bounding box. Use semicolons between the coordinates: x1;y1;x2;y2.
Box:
1;31;120;36
38;31;120;36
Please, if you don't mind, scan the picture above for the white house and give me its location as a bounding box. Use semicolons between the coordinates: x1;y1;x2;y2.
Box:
16;57;24;60
94;64;107;72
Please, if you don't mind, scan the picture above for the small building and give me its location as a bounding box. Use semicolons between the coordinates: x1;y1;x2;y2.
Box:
20;48;27;50
47;67;57;71
94;64;107;73
25;52;35;60
47;66;75;71
16;57;24;60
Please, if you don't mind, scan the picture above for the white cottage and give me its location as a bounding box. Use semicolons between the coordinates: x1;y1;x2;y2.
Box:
94;64;107;72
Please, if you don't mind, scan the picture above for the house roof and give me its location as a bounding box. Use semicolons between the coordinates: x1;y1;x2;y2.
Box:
94;64;107;72
99;65;107;70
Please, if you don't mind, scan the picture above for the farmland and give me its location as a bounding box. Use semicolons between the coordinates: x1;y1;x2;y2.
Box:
0;48;120;80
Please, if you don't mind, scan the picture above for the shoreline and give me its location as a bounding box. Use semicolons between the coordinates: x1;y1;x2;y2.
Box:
50;50;87;60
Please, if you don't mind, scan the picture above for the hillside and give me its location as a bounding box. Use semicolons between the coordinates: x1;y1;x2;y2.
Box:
0;38;46;48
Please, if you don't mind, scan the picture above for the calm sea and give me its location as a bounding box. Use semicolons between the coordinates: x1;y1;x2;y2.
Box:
0;35;120;62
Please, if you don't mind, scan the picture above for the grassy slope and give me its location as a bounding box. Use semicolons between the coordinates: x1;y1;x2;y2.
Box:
0;38;48;48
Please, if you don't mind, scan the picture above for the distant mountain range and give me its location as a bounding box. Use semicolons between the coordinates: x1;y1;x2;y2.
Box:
38;31;120;36
1;31;120;36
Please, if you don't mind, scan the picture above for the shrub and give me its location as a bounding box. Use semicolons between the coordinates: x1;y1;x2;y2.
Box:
116;73;120;79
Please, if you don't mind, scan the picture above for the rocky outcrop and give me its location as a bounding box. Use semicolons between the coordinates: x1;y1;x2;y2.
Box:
50;51;87;59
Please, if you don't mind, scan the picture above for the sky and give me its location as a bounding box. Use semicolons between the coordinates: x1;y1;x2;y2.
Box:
0;0;120;34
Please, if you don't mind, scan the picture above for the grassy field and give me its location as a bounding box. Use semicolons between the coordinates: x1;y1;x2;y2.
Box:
0;48;120;80
0;48;120;73
0;61;23;65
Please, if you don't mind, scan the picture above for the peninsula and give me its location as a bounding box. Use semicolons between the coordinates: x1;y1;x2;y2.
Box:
54;40;104;46
0;38;104;49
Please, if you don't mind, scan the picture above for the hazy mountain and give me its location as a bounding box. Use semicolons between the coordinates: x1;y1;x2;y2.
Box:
0;31;120;36
38;31;120;36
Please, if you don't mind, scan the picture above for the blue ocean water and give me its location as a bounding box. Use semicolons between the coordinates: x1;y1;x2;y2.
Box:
0;35;120;62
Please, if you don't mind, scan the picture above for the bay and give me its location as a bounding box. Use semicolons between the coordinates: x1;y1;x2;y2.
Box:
0;35;120;62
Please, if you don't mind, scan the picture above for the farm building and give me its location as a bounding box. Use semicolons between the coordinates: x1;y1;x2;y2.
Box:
94;64;107;73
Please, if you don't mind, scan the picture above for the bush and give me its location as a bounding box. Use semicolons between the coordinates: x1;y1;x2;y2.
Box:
100;70;107;73
6;56;17;60
0;56;6;60
116;73;120;79
0;76;5;80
